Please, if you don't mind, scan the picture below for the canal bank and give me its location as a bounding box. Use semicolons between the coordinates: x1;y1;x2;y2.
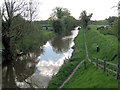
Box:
47;25;118;88
63;25;118;88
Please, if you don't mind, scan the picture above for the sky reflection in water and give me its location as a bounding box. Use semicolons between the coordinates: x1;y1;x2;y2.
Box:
36;29;79;77
16;29;79;88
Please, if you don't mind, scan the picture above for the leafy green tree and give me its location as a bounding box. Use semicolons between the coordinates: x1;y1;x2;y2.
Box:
49;7;70;20
79;10;93;28
52;19;65;34
63;16;76;32
49;7;78;35
110;19;119;37
106;16;118;25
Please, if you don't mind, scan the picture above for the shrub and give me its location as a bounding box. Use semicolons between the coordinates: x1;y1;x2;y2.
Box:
52;19;66;34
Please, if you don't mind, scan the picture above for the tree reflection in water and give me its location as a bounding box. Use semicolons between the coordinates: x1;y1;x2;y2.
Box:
51;35;72;54
2;48;43;88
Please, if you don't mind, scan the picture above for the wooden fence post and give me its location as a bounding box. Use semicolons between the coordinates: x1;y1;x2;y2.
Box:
84;61;86;70
104;60;106;72
116;64;119;79
96;58;98;67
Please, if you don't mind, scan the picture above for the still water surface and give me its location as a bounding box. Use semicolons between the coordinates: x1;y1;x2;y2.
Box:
2;28;79;88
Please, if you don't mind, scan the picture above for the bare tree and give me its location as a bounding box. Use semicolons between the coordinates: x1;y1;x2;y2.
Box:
2;0;27;61
2;0;40;61
24;0;40;21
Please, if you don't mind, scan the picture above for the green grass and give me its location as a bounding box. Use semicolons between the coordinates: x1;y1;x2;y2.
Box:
88;25;109;30
62;26;118;88
47;25;118;88
63;60;118;88
86;26;118;64
88;25;113;35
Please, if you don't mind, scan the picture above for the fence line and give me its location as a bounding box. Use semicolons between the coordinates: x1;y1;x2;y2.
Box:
91;57;117;67
84;29;119;79
88;57;119;79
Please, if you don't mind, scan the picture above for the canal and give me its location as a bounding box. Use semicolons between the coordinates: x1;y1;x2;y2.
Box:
2;27;79;88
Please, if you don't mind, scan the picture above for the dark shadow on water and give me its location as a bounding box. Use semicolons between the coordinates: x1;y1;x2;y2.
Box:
2;48;43;88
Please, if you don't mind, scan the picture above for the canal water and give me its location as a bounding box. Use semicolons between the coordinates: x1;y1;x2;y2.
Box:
2;27;79;88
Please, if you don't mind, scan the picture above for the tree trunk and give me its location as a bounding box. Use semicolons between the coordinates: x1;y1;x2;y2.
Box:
2;36;13;61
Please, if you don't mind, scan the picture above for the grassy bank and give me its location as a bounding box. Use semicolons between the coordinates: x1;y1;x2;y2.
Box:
47;25;118;88
63;60;118;88
63;25;118;88
87;25;118;64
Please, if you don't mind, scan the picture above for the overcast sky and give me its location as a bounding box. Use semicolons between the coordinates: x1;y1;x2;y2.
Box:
0;0;119;20
37;0;119;20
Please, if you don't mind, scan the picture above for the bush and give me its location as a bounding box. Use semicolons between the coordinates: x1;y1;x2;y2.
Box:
52;19;66;34
110;19;118;37
63;16;77;32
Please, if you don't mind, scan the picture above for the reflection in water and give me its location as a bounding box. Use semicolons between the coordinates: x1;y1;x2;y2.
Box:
51;36;72;53
2;29;79;88
2;48;43;88
37;52;71;77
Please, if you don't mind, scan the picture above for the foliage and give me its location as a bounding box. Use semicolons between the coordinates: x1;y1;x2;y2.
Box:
79;10;93;28
90;20;109;25
49;7;77;35
118;18;120;41
106;16;118;25
110;19;118;37
2;0;53;62
49;7;70;20
63;16;76;32
2;0;31;61
52;19;66;34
